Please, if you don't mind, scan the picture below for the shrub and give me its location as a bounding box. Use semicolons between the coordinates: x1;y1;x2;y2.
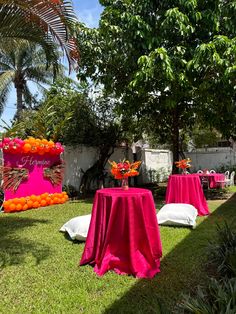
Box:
208;222;236;279
179;277;236;313
62;184;78;198
178;222;236;313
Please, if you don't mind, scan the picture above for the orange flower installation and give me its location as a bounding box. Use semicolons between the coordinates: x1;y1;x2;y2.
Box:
109;160;142;179
175;158;192;170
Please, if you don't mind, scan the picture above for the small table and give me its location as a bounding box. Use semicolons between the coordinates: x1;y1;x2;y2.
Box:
80;188;162;278
197;173;225;188
165;174;210;216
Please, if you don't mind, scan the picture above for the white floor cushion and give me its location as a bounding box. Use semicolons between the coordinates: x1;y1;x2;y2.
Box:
157;203;198;227
60;214;91;241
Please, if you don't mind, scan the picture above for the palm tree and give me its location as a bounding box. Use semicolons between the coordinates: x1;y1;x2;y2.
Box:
0;41;61;118
0;0;79;68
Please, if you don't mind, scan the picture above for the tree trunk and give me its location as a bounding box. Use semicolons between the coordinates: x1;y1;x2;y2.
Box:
14;73;25;119
79;145;115;196
15;86;24;119
171;107;180;174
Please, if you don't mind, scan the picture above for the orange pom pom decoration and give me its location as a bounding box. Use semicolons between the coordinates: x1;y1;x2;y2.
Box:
23;143;31;153
16;204;22;211
4;192;68;212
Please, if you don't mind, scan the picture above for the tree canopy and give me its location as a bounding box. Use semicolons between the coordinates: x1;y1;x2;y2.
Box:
5;78;130;193
76;0;236;170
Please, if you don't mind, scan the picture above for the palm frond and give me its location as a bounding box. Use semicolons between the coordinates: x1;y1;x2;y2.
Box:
0;71;14;114
0;0;79;69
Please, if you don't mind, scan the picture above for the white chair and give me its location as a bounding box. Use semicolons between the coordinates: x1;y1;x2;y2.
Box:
225;171;230;179
210;169;216;173
216;170;232;188
230;171;235;186
197;170;203;173
224;171;230;187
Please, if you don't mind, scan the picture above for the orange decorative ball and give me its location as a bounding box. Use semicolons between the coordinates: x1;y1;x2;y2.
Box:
23;143;31;153
40;200;47;207
16;204;22;211
33;201;39;208
27;200;33;208
9;203;16;211
23;204;28;211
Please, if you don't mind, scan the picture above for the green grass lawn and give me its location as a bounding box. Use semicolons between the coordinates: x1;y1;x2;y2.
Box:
1;187;236;314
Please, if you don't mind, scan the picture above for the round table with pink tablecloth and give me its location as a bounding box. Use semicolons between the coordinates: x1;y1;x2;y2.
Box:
80;187;162;278
165;174;210;216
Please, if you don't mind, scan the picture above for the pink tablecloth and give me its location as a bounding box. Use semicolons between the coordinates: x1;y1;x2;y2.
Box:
197;173;225;188
80;188;162;278
165;174;210;216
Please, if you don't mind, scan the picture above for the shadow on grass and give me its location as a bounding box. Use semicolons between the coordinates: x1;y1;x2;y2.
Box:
0;216;51;268
69;198;94;205
103;194;236;314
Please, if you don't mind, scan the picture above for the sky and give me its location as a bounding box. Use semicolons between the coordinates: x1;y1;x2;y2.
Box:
0;0;103;129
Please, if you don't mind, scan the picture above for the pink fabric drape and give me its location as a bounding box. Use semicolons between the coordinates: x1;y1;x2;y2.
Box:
165;174;210;216
80;188;162;278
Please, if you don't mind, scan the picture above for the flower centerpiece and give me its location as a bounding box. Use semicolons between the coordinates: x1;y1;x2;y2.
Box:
175;158;191;174
109;160;142;190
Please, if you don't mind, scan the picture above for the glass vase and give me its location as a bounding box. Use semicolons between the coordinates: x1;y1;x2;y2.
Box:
121;177;129;190
182;168;188;175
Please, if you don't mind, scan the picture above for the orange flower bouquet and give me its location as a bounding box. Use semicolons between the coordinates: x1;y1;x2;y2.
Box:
175;158;191;174
109;160;142;190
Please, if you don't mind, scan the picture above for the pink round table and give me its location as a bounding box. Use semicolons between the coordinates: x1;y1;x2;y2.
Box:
197;173;225;188
80;187;162;278
165;174;210;216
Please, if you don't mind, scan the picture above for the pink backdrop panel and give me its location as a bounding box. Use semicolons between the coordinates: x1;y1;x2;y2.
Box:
3;152;62;200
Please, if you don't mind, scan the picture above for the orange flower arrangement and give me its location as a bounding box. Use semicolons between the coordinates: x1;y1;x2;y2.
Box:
175;158;191;169
109;160;142;179
0;137;64;155
3;192;69;213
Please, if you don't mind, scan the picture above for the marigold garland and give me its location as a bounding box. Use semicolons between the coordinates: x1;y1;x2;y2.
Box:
0;137;64;155
3;192;69;213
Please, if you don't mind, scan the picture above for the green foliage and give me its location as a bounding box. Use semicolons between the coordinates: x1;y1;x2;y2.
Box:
179;222;236;313
4;78;131;149
179;277;236;313
0;0;79;69
62;184;78;198
208;222;236;279
76;0;236;164
190;126;221;148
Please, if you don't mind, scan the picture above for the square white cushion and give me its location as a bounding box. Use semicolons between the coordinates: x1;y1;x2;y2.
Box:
157;203;198;227
60;214;91;241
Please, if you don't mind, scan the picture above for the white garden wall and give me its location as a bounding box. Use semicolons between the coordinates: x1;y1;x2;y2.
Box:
63;145;133;190
186;148;236;171
63;145;99;189
137;149;173;184
62;145;236;189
